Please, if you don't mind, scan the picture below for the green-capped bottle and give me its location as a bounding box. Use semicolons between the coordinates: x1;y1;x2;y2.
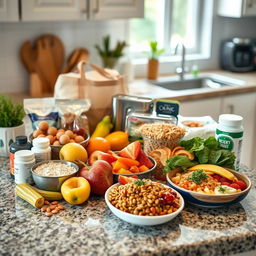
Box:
216;114;243;170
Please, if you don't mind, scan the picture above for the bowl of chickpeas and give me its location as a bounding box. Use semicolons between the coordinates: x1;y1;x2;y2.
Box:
105;179;184;226
30;121;90;160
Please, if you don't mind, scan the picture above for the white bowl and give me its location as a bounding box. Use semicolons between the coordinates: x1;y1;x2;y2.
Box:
105;183;184;226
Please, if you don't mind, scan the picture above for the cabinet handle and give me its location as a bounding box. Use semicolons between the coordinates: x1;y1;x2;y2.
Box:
227;104;234;114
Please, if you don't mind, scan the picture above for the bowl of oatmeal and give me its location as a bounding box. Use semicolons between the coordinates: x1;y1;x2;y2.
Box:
31;160;79;191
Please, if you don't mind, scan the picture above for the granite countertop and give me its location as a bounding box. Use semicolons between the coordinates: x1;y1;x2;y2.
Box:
1;158;256;256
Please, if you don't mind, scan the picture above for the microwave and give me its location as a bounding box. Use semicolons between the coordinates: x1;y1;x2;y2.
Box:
220;38;256;72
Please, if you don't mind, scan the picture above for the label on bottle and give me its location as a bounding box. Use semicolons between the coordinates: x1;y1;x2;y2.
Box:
34;152;50;163
9;152;15;176
216;129;243;170
14;162;34;184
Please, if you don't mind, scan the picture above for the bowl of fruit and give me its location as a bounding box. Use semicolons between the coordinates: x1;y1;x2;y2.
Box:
88;141;156;183
30;121;90;160
105;177;184;226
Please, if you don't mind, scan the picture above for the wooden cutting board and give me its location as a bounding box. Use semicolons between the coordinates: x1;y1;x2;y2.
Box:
64;48;89;73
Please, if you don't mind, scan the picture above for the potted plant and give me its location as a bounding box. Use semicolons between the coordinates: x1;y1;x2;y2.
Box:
95;35;128;69
0;95;25;157
147;41;165;80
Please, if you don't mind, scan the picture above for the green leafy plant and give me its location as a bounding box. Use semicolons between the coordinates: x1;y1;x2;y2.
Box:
148;41;165;60
0;95;25;127
95;35;128;59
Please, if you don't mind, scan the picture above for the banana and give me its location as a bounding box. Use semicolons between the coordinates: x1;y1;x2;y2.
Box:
188;164;237;181
91;115;113;138
15;183;45;208
32;187;63;201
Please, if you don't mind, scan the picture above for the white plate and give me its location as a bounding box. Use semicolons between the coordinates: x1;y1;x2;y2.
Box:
105;183;184;226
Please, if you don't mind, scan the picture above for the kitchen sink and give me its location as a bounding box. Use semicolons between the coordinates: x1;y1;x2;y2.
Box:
150;74;246;91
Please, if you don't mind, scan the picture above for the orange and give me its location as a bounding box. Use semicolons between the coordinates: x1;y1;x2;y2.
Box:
86;137;111;155
104;131;129;151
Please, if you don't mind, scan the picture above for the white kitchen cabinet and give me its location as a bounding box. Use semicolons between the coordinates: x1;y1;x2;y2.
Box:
221;93;256;169
0;0;19;22
21;0;144;22
218;0;256;17
21;0;88;21
89;0;144;20
179;97;222;122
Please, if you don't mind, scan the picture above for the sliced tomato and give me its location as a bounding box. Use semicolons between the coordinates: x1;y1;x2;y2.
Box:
229;183;241;190
212;174;221;181
118;175;138;185
235;180;247;190
221;181;231;186
119;141;141;160
220;177;232;184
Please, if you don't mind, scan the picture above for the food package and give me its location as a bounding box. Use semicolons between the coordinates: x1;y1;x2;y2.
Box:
178;115;217;140
55;99;91;134
24;98;59;130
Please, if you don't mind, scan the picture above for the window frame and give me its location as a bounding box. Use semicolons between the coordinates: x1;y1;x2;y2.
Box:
126;0;214;76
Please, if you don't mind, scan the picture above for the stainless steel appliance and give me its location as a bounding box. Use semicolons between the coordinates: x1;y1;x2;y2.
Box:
112;95;153;131
220;38;256;72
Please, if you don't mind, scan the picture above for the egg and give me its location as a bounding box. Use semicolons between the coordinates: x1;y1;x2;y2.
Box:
33;130;43;138
59;134;70;145
74;135;84;143
46;135;55;145
38;121;49;131
53;141;61;146
37;134;45;138
47;127;57;136
56;131;65;140
65;130;74;139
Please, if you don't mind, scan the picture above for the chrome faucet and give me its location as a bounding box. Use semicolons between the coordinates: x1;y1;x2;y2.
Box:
174;43;187;79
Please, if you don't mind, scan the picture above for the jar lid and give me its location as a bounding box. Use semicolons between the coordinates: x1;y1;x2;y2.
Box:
32;137;50;148
218;114;243;127
16;136;27;145
15;150;35;162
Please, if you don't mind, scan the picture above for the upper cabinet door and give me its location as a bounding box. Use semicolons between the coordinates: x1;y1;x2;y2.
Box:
0;0;19;22
218;0;256;17
90;0;144;20
21;0;88;21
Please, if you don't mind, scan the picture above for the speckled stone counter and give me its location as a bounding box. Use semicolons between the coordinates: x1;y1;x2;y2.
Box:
1;158;256;256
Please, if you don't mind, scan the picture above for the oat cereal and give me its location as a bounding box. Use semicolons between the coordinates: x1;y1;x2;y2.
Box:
33;162;77;177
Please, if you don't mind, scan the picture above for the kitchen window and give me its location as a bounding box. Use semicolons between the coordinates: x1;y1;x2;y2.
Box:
128;0;213;68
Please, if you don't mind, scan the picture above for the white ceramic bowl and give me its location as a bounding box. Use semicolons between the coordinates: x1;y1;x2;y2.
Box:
105;183;184;226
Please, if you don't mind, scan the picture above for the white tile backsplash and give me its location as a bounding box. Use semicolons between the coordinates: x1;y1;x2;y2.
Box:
0;20;127;93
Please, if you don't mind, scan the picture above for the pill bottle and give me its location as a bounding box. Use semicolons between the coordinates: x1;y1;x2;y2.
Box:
9;136;32;178
215;114;243;170
31;137;51;163
14;150;35;184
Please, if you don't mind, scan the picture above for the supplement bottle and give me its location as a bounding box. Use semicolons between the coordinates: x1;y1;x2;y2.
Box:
31;137;51;163
14;150;35;184
9;136;32;178
215;114;243;170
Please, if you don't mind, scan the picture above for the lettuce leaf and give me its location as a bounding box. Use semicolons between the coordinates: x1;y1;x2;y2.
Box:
165;136;236;172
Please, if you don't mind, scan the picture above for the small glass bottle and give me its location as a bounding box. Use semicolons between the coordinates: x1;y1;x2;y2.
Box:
215;114;243;170
14;150;35;184
9;136;32;178
31;137;51;163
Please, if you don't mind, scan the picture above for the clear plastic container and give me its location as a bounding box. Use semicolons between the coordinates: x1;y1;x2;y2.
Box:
126;112;177;143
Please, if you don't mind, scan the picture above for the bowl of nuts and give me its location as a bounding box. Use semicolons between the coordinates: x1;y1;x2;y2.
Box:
105;179;184;226
31;160;79;191
30;121;90;160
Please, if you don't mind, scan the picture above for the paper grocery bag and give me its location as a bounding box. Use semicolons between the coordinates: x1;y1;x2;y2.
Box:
54;61;127;131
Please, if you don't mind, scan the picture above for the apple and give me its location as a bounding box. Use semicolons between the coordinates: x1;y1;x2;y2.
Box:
61;177;91;205
88;151;117;166
79;160;113;195
59;143;88;163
